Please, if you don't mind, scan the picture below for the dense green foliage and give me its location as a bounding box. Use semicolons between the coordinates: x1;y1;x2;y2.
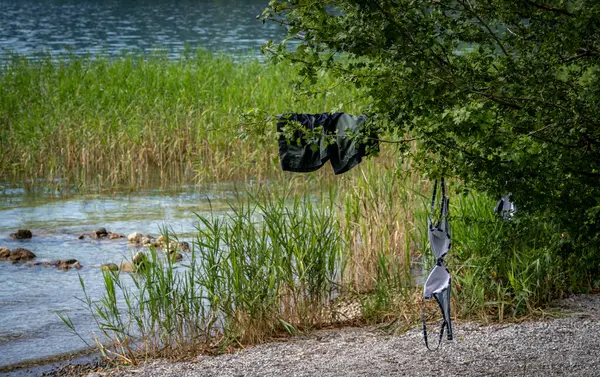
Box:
262;1;600;270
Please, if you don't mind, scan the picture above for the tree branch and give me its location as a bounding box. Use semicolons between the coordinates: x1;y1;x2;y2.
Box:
522;0;573;16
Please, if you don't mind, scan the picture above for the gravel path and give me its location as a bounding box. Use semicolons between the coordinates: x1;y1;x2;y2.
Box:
86;294;600;377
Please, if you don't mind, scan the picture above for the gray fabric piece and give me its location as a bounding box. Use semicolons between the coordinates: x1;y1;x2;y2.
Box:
495;193;516;219
424;265;450;299
422;179;453;349
428;196;450;260
277;113;377;175
433;278;453;340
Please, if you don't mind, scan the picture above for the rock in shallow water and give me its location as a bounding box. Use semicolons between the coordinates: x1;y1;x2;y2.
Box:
127;232;143;243
101;263;119;272
10;229;32;239
141;235;157;247
56;259;82;270
108;232;125;239
90;228;110;239
170;253;183;262
8;248;36;262
133;251;147;265
0;247;10;259
120;262;135;272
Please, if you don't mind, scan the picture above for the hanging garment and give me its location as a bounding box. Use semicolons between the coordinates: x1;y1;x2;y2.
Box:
495;193;516;219
277;112;378;175
422;178;453;350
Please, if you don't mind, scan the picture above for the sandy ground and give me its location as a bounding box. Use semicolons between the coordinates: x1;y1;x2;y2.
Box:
78;294;600;377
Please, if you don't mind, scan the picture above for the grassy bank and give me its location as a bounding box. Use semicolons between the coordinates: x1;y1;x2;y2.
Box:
68;162;590;363
0;50;365;188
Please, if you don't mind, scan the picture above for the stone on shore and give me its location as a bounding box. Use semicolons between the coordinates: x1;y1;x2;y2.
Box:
127;232;143;243
10;229;32;240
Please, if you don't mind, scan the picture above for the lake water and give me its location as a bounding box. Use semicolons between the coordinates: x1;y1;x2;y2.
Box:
0;183;241;369
0;0;287;370
0;0;285;59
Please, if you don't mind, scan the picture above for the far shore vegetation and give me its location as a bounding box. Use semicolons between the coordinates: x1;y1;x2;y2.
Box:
4;50;597;364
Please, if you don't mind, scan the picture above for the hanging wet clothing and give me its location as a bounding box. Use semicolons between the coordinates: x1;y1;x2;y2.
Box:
422;178;453;350
277;112;378;175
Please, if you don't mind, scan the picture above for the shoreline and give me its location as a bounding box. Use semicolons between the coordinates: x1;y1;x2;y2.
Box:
4;293;599;376
70;293;600;377
0;347;101;377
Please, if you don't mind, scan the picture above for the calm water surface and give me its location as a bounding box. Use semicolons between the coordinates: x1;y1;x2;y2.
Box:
0;0;284;58
0;183;239;368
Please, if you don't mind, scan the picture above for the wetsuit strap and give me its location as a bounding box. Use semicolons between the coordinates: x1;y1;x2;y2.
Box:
431;179;438;215
421;297;446;351
441;177;446;199
440;177;446;219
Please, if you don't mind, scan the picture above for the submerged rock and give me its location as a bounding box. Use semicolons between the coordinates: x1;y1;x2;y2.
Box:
56;259;82;270
132;251;148;265
8;248;36;262
120;262;135;273
127;232;143;244
80;229;125;240
101;263;119;272
26;260;58;268
141;235;157;247
91;228;109;239
0;247;10;259
162;240;190;253
10;229;32;240
108;232;125;240
167;240;179;251
170;253;183;262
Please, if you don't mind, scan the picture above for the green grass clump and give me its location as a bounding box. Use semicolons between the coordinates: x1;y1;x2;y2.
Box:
0;50;366;188
449;192;573;322
64;186;343;361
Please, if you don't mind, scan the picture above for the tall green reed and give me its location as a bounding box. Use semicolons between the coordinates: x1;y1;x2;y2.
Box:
0;50;366;189
64;185;343;361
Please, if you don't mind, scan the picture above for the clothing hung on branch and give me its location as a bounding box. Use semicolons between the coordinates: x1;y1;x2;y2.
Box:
277;112;378;175
422;178;453;350
495;193;516;219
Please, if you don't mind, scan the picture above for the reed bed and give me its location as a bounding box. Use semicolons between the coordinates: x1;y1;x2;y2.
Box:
0;50;365;188
66;160;585;363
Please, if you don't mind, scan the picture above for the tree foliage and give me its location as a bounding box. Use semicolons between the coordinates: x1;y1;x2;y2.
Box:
262;0;600;254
